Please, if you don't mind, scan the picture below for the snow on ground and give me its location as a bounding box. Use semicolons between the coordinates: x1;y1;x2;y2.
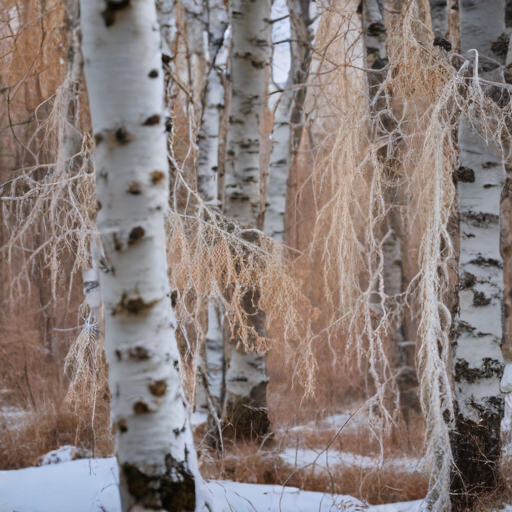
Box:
35;445;92;466
282;411;369;435
280;448;423;474
0;457;422;512
191;411;209;427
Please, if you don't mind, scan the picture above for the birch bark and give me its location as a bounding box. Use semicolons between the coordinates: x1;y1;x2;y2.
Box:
451;1;507;507
225;0;272;225
80;1;210;510
197;1;229;203
265;0;312;241
220;0;273;438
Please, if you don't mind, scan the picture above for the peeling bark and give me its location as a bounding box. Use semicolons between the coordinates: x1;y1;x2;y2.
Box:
80;1;211;510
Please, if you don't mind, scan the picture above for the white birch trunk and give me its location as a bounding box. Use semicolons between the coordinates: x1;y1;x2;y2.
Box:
364;0;386;67
265;97;291;241
218;0;273;435
194;302;224;416
225;0;272;225
197;69;223;203
265;0;311;241
197;1;229;205
80;1;211;510
451;0;507;504
223;290;270;437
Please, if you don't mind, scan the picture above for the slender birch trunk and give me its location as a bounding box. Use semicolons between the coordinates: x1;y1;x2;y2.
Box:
224;0;272;224
218;0;273;438
80;2;210;510
193;1;230;425
265;0;312;241
197;68;223;203
197;0;229;203
451;1;507;507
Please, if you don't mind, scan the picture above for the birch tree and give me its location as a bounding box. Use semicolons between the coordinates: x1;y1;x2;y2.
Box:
197;0;229;204
80;1;211;509
225;0;272;224
221;0;273;436
265;0;312;241
451;1;507;507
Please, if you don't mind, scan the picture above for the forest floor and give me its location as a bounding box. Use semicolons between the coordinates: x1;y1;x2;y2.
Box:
196;410;428;506
0;455;422;512
1;409;511;511
0;406;430;510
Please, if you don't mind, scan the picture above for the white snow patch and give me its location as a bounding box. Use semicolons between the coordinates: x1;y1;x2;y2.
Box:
0;458;424;512
35;445;92;466
280;449;423;474
282;411;368;434
191;411;208;427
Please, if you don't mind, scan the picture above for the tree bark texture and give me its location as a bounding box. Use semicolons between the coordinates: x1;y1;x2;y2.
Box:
220;0;273;440
225;0;272;225
451;1;507;508
80;1;209;510
265;0;312;241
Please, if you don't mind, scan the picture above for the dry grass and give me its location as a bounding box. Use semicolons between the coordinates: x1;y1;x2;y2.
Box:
1;1;512;509
282;0;512;508
197;422;429;505
0;404;112;470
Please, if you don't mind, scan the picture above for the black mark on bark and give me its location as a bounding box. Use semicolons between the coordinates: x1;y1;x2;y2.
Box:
133;400;150;414
102;0;130;27
143;114;161;126
149;380;167;397
151;170;165;185
128;226;145;244
113;293;159;316
127;181;142;195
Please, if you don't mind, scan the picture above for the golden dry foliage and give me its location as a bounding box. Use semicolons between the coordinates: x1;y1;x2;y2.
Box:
0;0;113;466
1;0;316;449
3;1;512;508
165;182;316;402
287;0;512;508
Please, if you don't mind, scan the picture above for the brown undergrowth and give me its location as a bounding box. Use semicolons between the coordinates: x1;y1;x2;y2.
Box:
0;404;112;470
196;413;428;505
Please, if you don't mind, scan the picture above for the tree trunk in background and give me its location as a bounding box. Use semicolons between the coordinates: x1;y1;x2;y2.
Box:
265;0;312;241
80;1;209;509
501;176;512;479
367;0;422;423
450;1;507;508
225;0;272;224
194;1;229;424
220;0;273;440
197;0;229;204
198;69;224;203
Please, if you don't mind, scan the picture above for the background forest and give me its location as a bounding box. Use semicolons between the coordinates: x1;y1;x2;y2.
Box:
1;0;512;511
